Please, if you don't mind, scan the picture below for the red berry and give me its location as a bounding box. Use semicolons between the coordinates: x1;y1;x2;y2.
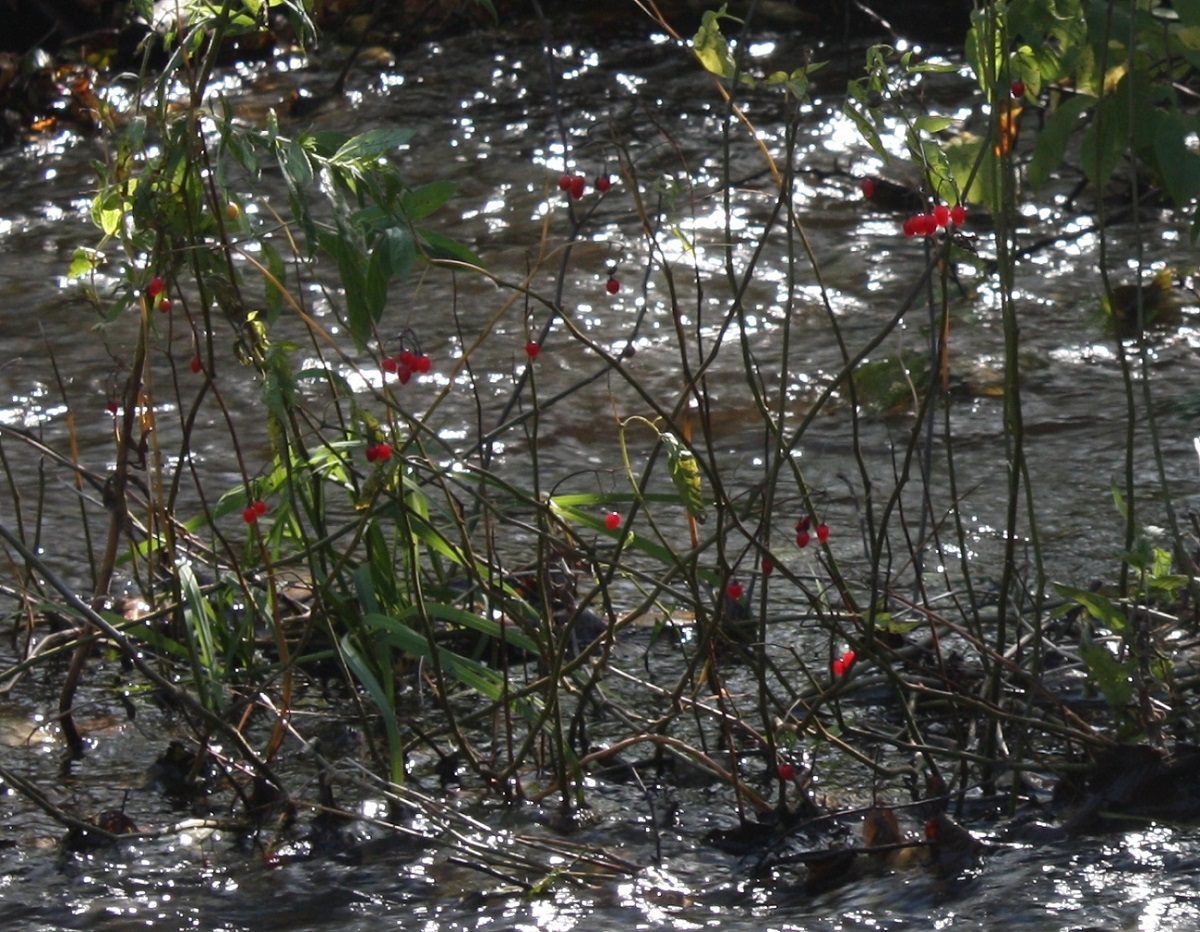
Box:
569;176;585;199
558;173;573;191
525;340;540;360
932;204;950;227
397;366;412;385
414;353;431;374
816;523;830;544
902;216;917;238
950;204;967;225
374;442;392;462
796;531;810;548
726;581;744;601
777;763;795;781
242;506;258;524
761;556;774;577
918;213;938;236
382;356;398;374
1011;79;1025;99
606;278;620;295
605;512;621;530
795;517;811;533
158;297;171;313
595;174;612;193
147;276;165;298
190;354;202;374
860;178;876;199
366;444;378;463
106;399;119;415
253;499;268;515
832;649;856;676
398;349;415;369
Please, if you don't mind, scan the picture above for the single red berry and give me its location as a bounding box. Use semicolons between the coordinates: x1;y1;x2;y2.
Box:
605;278;620;295
242;506;258;524
860;178;876;199
158;298;171;313
918;213;938;236
795;517;811;533
414;353;431;374
525;340;540;360
374;442;392;462
595;174;612;193
832;649;856;676
605;512;621;530
777;763;795;781
902;216;917;238
190;354;202;374
816;523;830;544
1011;79;1026;99
365;444;378;463
726;581;744;601
569;176;585;200
382;356;398;374
253;499;268;515
950;204;967;225
558;173;573;191
761;556;774;577
398;349;416;369
796;531;810;548
147;276;165;298
932;204;950;227
397;366;413;385
106;399;119;415
924;819;939;841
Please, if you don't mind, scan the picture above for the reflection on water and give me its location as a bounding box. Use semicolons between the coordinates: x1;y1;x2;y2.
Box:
1;16;1200;932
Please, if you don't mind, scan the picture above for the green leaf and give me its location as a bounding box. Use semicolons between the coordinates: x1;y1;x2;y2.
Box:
339;634;405;784
1154;111;1200;207
1079;634;1134;708
1053;582;1129;634
1080;77;1131;189
68;247;104;279
331;128;415;165
261;240;287;324
402;180;458;221
915;115;957;134
1028;94;1095;189
284;136;313;188
662;433;706;522
693;7;739;80
91;190;124;237
417;227;484;267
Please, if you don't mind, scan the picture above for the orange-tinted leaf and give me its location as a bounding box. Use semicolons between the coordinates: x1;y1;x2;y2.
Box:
995;102;1023;156
862;805;902;850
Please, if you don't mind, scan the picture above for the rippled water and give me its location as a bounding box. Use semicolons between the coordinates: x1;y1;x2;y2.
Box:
2;16;1200;931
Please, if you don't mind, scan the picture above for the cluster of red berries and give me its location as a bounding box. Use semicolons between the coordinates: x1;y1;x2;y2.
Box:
557;172;614;200
381;348;432;384
832;649;856;677
242;499;268;524
795;516;830;548
147;276;171;313
902;203;967;238
365;441;392;463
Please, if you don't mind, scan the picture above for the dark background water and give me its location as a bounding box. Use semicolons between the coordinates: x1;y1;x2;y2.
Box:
2;14;1200;930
